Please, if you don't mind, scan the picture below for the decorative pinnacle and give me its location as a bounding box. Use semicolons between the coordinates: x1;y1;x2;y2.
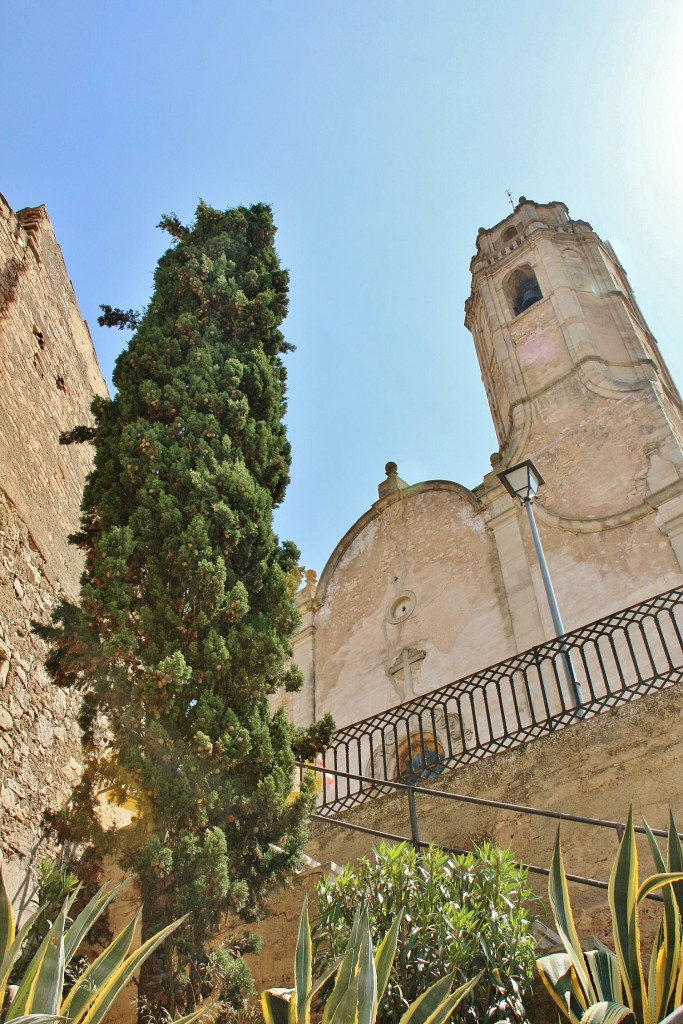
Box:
378;461;408;499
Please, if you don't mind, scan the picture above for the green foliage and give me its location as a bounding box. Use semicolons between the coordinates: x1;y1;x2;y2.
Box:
314;842;538;1024
0;866;206;1024
9;859;78;984
537;808;683;1024
291;713;336;761
97;305;142;331
36;202;318;1016
262;896;481;1024
59;425;97;445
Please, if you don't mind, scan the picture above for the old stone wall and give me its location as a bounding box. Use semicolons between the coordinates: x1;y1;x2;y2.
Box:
0;194;107;592
0;491;83;907
0;194;106;903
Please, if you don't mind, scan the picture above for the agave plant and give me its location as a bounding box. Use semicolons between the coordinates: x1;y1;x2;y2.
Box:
261;896;480;1024
0;866;209;1024
537;808;683;1024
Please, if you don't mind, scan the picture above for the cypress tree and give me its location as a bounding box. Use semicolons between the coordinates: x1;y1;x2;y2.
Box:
38;202;331;1017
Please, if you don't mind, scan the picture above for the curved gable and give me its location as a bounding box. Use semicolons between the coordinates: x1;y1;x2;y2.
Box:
311;479;515;729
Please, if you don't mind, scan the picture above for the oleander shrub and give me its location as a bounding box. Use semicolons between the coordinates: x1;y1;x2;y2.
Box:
262;898;480;1024
314;841;539;1024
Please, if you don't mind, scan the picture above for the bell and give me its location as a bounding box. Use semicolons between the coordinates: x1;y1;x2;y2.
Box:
517;282;542;313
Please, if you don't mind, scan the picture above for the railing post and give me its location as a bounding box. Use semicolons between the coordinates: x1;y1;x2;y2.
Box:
407;783;421;851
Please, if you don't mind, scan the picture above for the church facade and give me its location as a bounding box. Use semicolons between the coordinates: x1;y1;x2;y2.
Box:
287;198;683;747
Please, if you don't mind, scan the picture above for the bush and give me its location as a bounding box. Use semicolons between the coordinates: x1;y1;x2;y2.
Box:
262;897;480;1024
314;841;539;1024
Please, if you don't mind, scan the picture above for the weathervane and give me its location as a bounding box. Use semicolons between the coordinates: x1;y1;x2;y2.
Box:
506;189;515;211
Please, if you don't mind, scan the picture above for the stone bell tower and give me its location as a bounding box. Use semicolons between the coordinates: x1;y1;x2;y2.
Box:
466;198;683;632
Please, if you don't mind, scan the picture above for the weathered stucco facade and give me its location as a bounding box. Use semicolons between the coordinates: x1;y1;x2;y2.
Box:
288;199;683;735
0;194;106;901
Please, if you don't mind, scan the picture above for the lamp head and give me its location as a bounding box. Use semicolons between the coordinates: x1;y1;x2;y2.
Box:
498;458;545;504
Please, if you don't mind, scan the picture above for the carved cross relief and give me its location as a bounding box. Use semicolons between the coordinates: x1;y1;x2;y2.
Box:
389;647;426;700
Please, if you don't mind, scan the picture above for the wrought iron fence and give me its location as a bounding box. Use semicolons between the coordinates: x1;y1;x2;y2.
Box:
314;585;683;816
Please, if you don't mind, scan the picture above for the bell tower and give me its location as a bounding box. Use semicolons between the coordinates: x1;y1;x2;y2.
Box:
465;198;683;633
465;197;683;464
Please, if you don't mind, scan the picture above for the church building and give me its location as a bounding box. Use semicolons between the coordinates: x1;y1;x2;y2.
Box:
285;198;683;803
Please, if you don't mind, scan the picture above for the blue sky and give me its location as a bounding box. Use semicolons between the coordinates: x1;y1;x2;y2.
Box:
3;1;683;574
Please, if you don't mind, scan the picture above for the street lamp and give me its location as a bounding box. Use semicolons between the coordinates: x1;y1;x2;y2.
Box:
498;459;584;712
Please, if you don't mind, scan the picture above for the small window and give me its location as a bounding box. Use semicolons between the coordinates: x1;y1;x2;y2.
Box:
32;325;45;349
55;376;67;392
504;264;543;317
502;225;518;243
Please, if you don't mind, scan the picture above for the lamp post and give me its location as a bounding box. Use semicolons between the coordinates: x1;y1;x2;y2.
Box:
498;459;584;713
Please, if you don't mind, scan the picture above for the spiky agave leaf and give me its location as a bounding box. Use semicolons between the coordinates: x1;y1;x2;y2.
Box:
537;952;586;1024
547;828;596;1006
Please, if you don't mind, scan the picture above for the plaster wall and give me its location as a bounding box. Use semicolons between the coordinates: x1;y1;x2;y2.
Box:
307;482;516;731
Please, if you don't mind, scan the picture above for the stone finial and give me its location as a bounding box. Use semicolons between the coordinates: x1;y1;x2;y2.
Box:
301;568;317;597
378;461;408;499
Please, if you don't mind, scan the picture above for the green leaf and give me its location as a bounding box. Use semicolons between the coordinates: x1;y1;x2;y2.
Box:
374;912;402;1005
579;1001;634;1024
261;989;293;1024
585;950;622;1005
0;906;45;1010
327;976;360;1024
0;867;15;969
355;923;376;1024
4;1016;65;1024
667;811;683;923
536;953;585;1024
299;956;345;1023
636;872;683;905
548;828;596;1004
294;896;312;1024
78;914;189;1024
439;975;482;1024
29;901;67;1016
167;1002;216;1024
61;911;138;1024
608;808;645;1021
64;878;131;967
7;905;68;1020
323;909;364;1024
641;819;681;1021
397;972;454;1024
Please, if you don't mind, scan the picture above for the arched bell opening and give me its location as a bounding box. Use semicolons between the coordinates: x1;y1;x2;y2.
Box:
504;264;543;318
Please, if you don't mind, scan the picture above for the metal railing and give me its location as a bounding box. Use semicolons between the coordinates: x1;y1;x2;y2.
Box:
314;585;683;816
301;760;680;899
